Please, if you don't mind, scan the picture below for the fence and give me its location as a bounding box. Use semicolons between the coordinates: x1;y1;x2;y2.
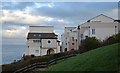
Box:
14;54;77;73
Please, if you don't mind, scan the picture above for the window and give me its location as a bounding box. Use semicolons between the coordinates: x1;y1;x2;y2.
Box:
65;48;67;51
35;50;39;53
66;43;67;45
60;48;62;52
85;36;88;38
48;40;51;43
33;40;41;43
81;34;83;38
72;37;74;41
92;29;95;35
33;40;36;43
71;49;74;50
33;34;36;36
37;40;41;43
39;34;41;36
58;42;60;46
72;43;74;45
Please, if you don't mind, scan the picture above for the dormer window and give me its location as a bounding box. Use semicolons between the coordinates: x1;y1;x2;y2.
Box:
39;34;41;36
55;35;57;38
33;40;41;43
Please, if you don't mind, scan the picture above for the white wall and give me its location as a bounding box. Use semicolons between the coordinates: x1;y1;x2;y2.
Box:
81;22;118;41
90;27;117;41
29;26;54;33
57;46;60;53
41;48;57;55
61;27;78;52
42;39;57;49
27;26;60;56
61;32;68;52
90;15;114;23
57;42;61;53
26;39;41;56
61;34;64;52
27;39;58;56
27;39;41;47
27;47;41;56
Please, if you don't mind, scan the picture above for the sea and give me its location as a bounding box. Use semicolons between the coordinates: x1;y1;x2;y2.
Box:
1;45;26;65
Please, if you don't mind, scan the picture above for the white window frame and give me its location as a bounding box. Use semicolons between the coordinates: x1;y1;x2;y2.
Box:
35;50;39;53
92;29;95;35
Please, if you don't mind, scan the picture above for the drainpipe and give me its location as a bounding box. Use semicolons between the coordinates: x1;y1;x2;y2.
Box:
115;26;117;35
77;26;80;50
40;39;42;56
88;26;90;37
27;39;29;55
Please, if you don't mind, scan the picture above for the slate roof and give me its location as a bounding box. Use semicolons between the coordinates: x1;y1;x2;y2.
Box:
27;33;57;39
114;20;120;23
87;14;115;22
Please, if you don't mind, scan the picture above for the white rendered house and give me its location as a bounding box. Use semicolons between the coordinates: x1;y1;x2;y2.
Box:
61;27;78;52
26;26;60;56
61;14;119;52
78;14;119;41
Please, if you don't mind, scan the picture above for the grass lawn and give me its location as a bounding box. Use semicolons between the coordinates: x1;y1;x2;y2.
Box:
46;43;119;71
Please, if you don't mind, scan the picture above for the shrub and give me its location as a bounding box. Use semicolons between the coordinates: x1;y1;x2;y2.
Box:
31;54;35;58
22;55;31;60
80;37;102;52
2;50;79;72
103;32;120;45
2;59;31;72
114;32;120;43
79;46;87;53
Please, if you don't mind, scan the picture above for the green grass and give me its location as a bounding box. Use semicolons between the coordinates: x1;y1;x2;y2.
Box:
47;43;119;71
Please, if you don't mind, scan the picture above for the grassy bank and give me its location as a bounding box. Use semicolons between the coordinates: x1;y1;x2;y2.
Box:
47;43;119;71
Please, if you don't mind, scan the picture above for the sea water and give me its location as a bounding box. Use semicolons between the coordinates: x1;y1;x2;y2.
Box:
2;45;26;65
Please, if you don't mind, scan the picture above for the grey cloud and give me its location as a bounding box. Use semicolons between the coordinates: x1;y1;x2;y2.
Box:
29;2;117;24
2;2;34;10
1;2;118;45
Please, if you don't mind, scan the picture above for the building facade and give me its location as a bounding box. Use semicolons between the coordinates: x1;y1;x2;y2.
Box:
61;27;78;52
78;14;119;41
26;26;60;56
61;14;119;52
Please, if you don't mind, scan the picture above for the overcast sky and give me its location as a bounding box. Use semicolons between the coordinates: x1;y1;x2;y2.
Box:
1;2;118;45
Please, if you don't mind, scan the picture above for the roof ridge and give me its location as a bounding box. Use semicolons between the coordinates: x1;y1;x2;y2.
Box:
29;26;54;27
87;14;115;22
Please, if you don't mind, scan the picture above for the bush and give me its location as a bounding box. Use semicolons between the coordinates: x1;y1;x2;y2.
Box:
2;50;78;72
80;37;102;52
22;55;31;60
103;32;120;45
116;32;120;43
31;54;35;58
2;59;31;72
79;33;120;53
